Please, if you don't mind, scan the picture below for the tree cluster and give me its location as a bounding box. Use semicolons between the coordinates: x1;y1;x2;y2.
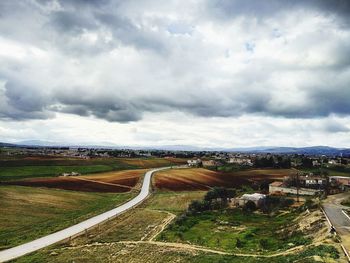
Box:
188;187;236;213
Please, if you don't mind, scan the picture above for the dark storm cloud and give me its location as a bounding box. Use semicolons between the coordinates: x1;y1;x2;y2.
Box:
45;0;166;54
206;0;350;23
50;10;98;34
54;91;142;122
0;0;350;123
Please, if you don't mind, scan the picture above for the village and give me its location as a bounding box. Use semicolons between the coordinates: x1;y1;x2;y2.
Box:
186;156;350;211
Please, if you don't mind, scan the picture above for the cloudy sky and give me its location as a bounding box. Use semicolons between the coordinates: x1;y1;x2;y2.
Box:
1;0;350;148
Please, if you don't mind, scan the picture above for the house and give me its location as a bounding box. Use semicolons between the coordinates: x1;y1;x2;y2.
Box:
328;159;339;165
187;159;202;167
61;172;81;177
228;157;253;166
299;175;327;188
269;181;322;196
312;160;321;167
233;193;266;208
202;160;221;167
329;176;350;187
240;193;266;207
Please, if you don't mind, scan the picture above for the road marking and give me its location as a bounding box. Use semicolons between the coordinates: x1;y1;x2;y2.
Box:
342;210;350;221
321;207;333;228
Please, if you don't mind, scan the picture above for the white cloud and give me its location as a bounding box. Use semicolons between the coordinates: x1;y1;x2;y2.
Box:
0;0;350;147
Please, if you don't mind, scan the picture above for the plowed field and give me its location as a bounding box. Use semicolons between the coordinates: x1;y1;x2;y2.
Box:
154;168;293;191
3;169;147;193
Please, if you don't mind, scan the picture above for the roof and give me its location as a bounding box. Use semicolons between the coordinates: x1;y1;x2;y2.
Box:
329;176;350;180
241;193;266;201
270;181;283;187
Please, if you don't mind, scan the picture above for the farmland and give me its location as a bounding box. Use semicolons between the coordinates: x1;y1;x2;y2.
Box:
0;185;134;249
4;169;148;193
0;158;346;263
0;157;187;181
154;168;293;191
11;189;343;263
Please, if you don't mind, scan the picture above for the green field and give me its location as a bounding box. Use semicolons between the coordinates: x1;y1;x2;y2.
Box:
300;166;350;177
0;185;134;249
0;165;117;181
158;209;310;253
0;157;186;181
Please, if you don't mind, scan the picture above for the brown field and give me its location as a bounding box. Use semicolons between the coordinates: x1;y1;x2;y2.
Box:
3;169;148;193
117;158;187;168
154;168;294;191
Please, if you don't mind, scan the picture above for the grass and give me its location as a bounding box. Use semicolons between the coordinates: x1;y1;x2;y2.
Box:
143;191;206;214
0;157;186;181
0;185;134;249
71;191;207;244
300;166;350;177
158;209;311;253
9;188;340;263
0;165;116;181
71;208;169;246
341;198;350;207
13;243;339;263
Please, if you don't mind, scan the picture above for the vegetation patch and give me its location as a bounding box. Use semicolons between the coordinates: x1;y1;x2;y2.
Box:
13;242;339;263
158;208;310;253
143;191;206;213
341;198;350;207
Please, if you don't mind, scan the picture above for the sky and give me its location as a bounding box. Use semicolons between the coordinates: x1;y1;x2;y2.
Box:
0;0;350;148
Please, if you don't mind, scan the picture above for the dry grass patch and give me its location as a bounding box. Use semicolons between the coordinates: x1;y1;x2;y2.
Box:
0;185;133;249
143;191;206;213
117;158;186;168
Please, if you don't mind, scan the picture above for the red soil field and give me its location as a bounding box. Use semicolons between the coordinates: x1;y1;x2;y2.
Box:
3;169;147;193
154;168;294;191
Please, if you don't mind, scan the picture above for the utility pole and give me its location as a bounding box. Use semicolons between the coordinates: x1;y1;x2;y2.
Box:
296;171;300;203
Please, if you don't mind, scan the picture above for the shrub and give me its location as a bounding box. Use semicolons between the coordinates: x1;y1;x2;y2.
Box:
259;238;269;249
243;200;256;212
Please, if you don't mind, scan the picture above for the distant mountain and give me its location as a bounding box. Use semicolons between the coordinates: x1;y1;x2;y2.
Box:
16;140;65;147
1;141;349;156
231;146;350;156
0;142;17;147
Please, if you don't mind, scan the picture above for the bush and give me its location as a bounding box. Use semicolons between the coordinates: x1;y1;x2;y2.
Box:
263;196;295;213
243;200;256;212
188;200;210;213
236;238;243;248
259;238;270;249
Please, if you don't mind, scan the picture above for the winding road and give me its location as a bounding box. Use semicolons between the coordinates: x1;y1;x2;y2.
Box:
0;167;170;263
322;192;350;257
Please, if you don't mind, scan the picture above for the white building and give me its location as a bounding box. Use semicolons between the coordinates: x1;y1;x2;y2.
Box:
233;193;266;208
229;157;253;166
187;159;202;167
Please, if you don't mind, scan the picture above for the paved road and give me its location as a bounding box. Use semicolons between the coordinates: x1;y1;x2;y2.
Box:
322;193;350;252
0;167;170;263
